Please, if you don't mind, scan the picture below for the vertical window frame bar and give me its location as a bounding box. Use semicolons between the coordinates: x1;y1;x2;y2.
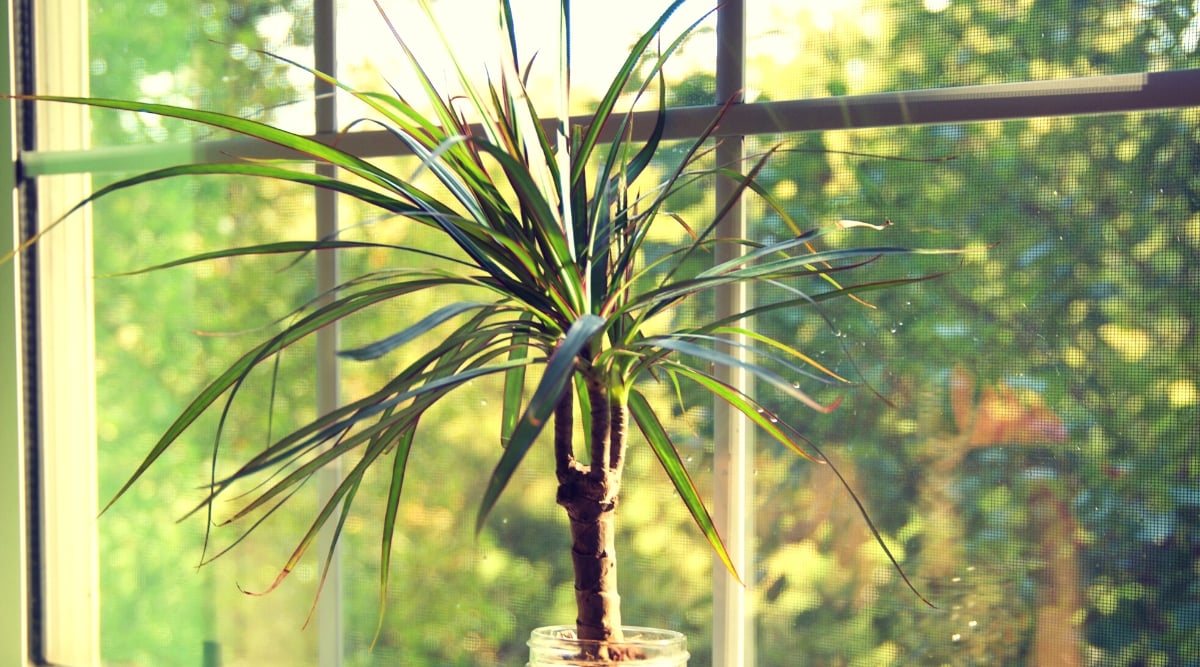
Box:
313;1;344;666
711;1;754;665
0;0;30;663
28;0;100;663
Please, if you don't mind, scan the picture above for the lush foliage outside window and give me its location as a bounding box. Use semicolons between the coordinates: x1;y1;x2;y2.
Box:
28;0;1200;665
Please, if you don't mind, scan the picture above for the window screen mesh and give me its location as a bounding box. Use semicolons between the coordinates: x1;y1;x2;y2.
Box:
744;108;1200;665
86;0;315;145
85;2;321;665
745;0;1200;103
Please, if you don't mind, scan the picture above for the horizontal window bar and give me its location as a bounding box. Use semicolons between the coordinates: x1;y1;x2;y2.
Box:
20;68;1200;178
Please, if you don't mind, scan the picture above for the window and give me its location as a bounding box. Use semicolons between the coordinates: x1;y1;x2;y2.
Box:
4;0;1200;665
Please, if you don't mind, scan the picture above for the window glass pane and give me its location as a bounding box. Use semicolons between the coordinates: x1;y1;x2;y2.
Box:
746;107;1200;665
747;0;1200;101
86;0;315;145
36;0;1200;665
78;3;321;665
89;171;322;666
76;3;722;665
334;0;716;130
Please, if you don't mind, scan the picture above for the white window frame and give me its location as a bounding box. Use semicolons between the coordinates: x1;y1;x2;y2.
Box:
4;0;1200;664
29;0;97;663
0;0;27;665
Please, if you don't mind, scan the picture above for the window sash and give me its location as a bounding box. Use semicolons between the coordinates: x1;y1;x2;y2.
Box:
20;67;1200;180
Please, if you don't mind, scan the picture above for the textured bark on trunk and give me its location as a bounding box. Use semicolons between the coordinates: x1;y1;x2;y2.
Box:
558;471;623;644
553;365;634;661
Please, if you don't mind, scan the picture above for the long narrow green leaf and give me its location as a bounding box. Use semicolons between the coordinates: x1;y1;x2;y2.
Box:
227;313;519;517
621;66;668;185
4;161;426;263
637;336;841;414
223;355;527;495
372;0;482;146
628;246;952;321
706;326;849;383
573;371;593;462
705;245;960;282
109;277;497;514
655;364;933;606
500;314;533;448
99;282;424;514
220;312;527;482
693;274;943;334
471;140;584;315
572;0;691;182
628;389;741;582
20;95;407;189
240;439;374;598
584;4;712;195
226;333;485;601
581;8;714;303
338;302;494;361
476;313;606;533
103;239;393;277
189;470;310;566
663;331;848;387
253;48;496;222
698;227;827;278
649;147;779;297
658;362;820;461
303;470;364;627
245;386;440;606
375;424;417;646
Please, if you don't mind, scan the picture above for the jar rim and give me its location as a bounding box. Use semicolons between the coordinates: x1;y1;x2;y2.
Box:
529;625;686;646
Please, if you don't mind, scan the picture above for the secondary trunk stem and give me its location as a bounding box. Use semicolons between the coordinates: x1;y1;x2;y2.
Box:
587;374;611;477
554;382;575;480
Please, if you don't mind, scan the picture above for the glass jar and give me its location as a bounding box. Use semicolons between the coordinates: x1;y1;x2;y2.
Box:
527;625;689;666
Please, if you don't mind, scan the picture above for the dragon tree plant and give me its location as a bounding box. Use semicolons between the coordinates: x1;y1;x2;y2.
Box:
9;0;953;658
